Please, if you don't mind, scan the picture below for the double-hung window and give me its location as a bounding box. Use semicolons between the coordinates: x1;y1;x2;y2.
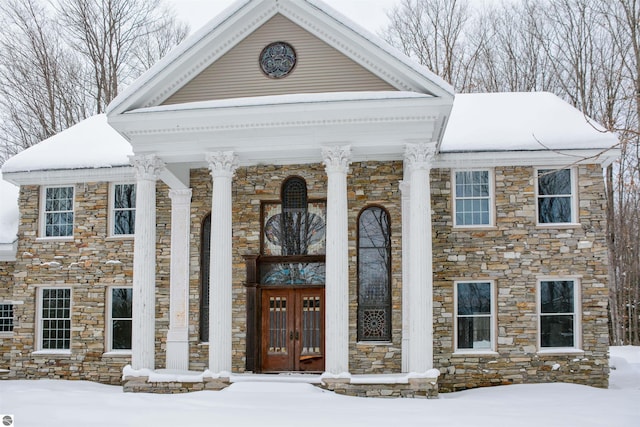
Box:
111;183;136;236
39;288;71;351
0;303;13;334
539;279;580;350
455;281;495;352
108;287;132;351
453;170;493;227
43;186;74;237
537;169;576;224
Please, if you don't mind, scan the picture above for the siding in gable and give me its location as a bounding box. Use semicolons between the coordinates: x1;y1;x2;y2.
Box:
162;14;396;105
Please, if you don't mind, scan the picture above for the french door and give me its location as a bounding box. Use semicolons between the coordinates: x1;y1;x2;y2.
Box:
260;287;325;372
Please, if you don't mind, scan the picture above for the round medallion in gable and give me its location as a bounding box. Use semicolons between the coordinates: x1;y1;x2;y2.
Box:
259;42;297;79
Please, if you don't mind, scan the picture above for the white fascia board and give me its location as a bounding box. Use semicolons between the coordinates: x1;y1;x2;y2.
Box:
280;1;455;98
2;166;134;186
435;148;621;169
0;241;17;262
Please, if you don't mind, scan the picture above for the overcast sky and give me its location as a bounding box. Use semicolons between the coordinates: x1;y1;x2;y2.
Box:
165;0;401;34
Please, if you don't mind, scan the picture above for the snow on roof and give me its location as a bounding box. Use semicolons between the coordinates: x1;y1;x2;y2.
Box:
131;91;433;114
1;114;133;174
441;92;618;152
0;170;19;244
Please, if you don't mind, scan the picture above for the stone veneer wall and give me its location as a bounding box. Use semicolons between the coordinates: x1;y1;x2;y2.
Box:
5;183;135;384
431;165;609;391
2;161;609;391
0;262;15;372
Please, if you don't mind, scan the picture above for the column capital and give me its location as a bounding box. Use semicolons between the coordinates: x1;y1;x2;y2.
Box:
130;154;165;181
404;143;436;171
169;188;193;205
322;145;352;174
206;151;238;178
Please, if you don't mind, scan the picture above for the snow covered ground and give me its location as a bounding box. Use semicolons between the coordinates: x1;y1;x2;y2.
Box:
1;347;638;427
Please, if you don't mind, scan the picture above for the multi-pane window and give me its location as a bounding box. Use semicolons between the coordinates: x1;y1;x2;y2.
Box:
40;288;71;350
456;281;494;351
357;206;391;342
43;186;74;237
537;169;575;224
109;287;132;351
0;304;13;332
454;170;492;227
112;184;136;236
539;280;578;349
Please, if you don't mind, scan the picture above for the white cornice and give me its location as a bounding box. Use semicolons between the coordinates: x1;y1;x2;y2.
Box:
2;166;134;186
109;95;451;165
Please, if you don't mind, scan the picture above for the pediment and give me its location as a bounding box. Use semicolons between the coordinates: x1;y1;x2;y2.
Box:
107;0;454;116
163;14;395;105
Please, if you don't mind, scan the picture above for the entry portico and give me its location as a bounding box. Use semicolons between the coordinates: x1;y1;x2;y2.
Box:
107;0;454;382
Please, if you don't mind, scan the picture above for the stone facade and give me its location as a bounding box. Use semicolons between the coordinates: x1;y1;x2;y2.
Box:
432;165;609;391
0;261;15;373
1;162;609;391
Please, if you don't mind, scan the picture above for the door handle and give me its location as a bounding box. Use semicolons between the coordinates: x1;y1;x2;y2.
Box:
290;331;294;341
295;331;300;340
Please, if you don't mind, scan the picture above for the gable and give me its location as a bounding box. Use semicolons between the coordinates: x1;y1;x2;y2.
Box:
162;14;396;105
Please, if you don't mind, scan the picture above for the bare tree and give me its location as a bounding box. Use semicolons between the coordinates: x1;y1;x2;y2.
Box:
0;0;89;163
383;0;477;90
0;0;188;165
55;0;189;113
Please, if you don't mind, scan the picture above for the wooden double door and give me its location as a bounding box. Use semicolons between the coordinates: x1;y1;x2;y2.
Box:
260;287;325;372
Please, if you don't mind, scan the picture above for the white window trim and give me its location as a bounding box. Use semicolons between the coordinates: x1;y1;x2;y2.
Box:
452;169;495;229
35;286;72;354
453;280;497;354
108;182;136;238
0;302;14;337
537;278;582;353
105;286;133;354
535;167;579;227
39;185;75;240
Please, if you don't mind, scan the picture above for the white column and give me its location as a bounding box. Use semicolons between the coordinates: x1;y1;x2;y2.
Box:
206;151;238;375
404;143;436;373
399;178;410;373
130;154;165;371
166;188;192;371
322;145;352;376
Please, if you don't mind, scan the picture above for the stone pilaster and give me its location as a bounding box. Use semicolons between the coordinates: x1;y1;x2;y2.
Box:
130;154;165;370
206;151;238;375
399;179;410;373
166;188;192;371
404;143;436;373
322;145;352;375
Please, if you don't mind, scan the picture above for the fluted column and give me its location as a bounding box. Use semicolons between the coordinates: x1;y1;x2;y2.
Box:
399;179;410;373
322;145;352;376
130;154;165;370
404;143;436;373
206;151;238;375
166;188;192;371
